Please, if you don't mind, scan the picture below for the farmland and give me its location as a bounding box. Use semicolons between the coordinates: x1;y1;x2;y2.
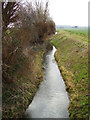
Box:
64;28;88;36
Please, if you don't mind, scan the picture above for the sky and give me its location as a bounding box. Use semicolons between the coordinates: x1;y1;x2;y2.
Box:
49;0;89;26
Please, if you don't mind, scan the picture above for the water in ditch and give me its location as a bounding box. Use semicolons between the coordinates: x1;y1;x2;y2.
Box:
26;46;69;118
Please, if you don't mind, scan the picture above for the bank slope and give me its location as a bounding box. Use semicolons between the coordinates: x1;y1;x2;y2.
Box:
51;30;88;119
3;45;45;118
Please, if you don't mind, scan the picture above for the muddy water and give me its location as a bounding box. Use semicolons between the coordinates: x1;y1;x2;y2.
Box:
26;46;69;118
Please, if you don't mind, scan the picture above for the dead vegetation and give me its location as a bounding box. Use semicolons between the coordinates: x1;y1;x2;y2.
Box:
2;0;55;84
2;0;55;118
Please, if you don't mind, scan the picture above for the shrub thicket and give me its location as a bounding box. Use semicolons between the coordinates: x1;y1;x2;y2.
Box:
2;1;55;83
17;1;56;44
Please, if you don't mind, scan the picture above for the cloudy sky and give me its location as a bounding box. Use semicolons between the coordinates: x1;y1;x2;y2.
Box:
49;0;89;26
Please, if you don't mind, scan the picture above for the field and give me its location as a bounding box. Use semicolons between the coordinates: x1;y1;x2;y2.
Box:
57;28;88;36
50;29;89;119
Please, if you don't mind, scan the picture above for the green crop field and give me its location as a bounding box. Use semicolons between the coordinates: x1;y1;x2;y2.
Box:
64;28;88;36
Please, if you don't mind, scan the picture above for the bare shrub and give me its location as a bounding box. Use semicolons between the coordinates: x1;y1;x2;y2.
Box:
2;0;56;83
2;1;20;33
2;28;28;83
17;1;55;44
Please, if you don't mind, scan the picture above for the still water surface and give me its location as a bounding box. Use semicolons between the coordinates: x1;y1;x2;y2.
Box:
26;46;69;118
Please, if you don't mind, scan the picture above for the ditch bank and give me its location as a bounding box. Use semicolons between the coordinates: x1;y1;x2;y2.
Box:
2;42;53;119
50;30;89;119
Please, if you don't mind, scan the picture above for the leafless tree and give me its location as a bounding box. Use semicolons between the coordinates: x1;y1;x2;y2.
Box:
2;1;20;32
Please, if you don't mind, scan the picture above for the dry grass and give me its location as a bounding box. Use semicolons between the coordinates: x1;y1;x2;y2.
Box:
2;44;45;118
2;28;46;118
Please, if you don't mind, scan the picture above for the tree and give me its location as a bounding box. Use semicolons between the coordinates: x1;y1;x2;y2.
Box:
2;1;20;32
18;1;51;44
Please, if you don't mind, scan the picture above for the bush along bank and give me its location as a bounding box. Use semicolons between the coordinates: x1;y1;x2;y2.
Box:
50;30;89;119
3;40;45;118
2;1;56;118
2;27;54;118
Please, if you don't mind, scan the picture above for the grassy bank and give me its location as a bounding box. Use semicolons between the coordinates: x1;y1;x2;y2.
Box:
51;30;89;119
3;46;45;118
2;29;47;118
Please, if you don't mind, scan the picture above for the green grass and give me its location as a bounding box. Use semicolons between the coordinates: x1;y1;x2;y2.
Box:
50;30;89;119
64;28;88;36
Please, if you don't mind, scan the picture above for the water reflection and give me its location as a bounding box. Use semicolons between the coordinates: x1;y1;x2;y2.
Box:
26;46;69;118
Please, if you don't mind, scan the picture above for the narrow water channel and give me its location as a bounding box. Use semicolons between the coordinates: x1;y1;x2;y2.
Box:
26;46;69;118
